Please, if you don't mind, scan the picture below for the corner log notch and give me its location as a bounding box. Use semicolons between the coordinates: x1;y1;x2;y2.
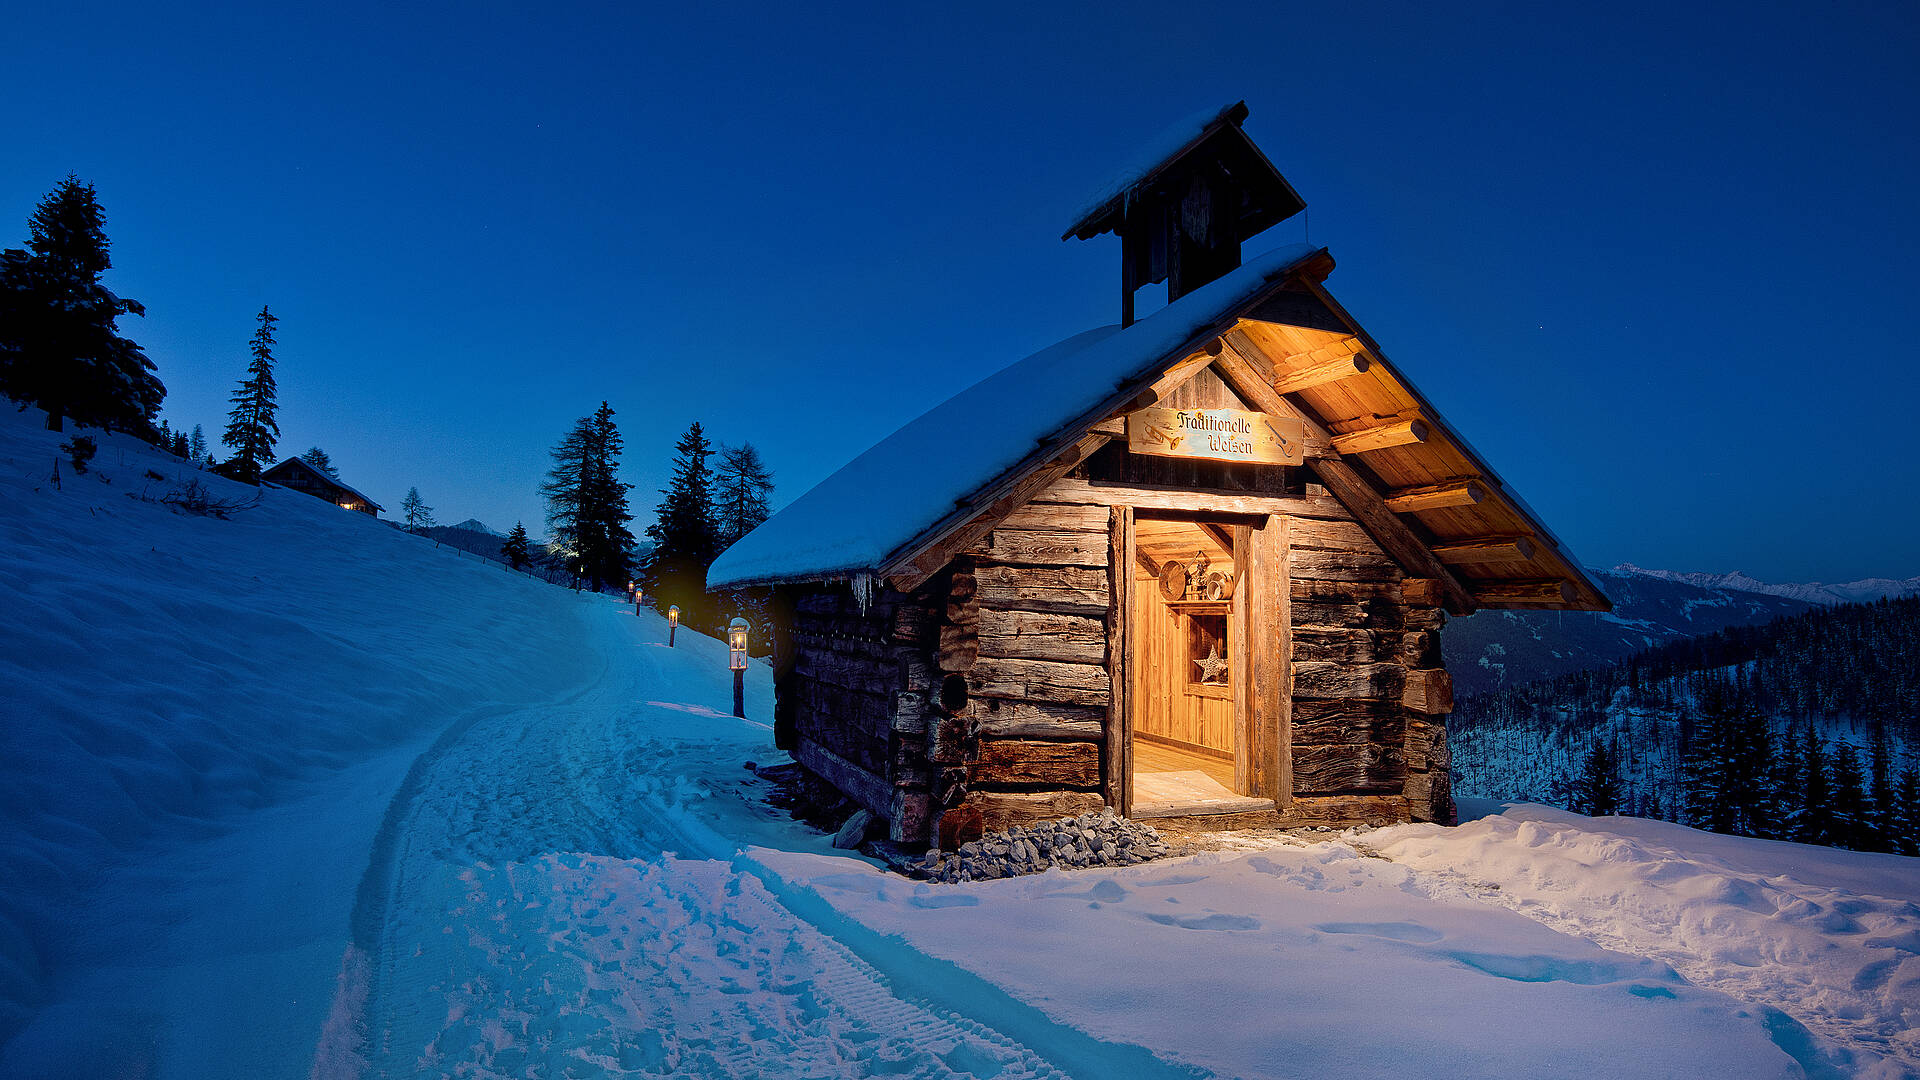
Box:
1211;331;1478;616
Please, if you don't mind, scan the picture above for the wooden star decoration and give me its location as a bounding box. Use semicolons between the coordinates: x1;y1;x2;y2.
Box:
1193;643;1230;684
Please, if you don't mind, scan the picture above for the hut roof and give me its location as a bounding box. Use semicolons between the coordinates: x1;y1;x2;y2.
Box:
707;243;1608;614
262;457;385;513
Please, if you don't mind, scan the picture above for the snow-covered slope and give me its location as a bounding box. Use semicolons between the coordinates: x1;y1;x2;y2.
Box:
0;408;603;1070
1445;565;1813;695
1615;563;1920;607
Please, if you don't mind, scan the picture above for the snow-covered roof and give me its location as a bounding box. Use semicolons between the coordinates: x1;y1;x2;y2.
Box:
1063;102;1246;235
264;457;385;513
708;243;1325;589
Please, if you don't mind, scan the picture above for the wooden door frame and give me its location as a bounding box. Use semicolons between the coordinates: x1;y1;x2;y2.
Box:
1109;506;1291;812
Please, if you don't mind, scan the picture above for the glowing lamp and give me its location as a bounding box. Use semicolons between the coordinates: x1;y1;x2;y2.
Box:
728;617;750;717
667;605;680;648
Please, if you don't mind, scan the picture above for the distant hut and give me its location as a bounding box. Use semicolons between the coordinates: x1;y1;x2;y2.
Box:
262;457;384;517
708;103;1608;848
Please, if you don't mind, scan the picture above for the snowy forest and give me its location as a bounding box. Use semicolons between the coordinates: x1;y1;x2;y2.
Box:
1452;596;1920;854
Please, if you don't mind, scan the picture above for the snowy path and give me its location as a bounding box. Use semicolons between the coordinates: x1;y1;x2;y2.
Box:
328;602;1114;1078
322;599;1832;1080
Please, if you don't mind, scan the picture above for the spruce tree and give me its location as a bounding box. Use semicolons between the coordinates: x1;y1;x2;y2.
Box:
301;446;339;479
221;306;280;482
1895;766;1920;858
1571;740;1625;817
401;486;434;532
1829;745;1871;851
715;442;774;548
645;421;720;621
189;424;207;463
501;521;532;570
0;176;162;432
1796;726;1835;845
540;403;634;592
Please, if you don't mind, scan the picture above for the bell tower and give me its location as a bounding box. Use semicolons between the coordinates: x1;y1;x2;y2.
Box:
1063;102;1306;326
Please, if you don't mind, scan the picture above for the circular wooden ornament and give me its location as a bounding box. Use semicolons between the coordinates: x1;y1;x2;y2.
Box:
1158;561;1185;601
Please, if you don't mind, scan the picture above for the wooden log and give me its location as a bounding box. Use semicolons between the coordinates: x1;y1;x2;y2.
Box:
1397;630;1441;669
795;737;892;819
889;604;934;645
974;563;1109;616
966;657;1110;706
938;790;1108;846
889;787;932;845
1292;698;1406;746
1293;578;1406;602
1286;794;1412;827
969;700;1106;741
885;432;1112;592
1291;661;1406;700
937;624;978;673
1384;480;1485;513
996;501;1111;533
1038;477;1352;521
974;528;1109;567
976;608;1107;664
1293;742;1408;793
970;739;1101;788
1293;626;1399;665
1405;716;1444;771
1473;579;1578;605
1288;548;1402;583
1108;505;1133;815
1329;419;1428;455
1284;517;1375;552
1269;353;1370;395
1402;668;1454;715
1307;458;1477;615
1432;536;1536;564
891;691;931;736
1399;578;1442;606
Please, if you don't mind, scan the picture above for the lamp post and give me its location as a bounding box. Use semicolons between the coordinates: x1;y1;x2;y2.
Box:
728;617;750;718
667;605;680;647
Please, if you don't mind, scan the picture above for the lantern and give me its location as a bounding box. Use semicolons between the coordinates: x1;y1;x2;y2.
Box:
728;617;750;717
667;604;680;647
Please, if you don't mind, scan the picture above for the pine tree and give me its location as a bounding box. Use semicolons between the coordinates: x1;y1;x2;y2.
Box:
645;421;720;621
715;442;774;548
1895;766;1920;858
401;486;434;532
540;403;634;592
301;446;339;479
501;521;532;570
1681;672;1776;838
1867;723;1895;853
1796;726;1835;846
1570;740;1625;817
220;307;280;482
189;424;207;463
1829;745;1871;851
0;176;162;432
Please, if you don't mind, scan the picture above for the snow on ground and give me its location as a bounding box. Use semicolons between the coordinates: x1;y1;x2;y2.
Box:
1373;801;1920;1078
5;407;1915;1078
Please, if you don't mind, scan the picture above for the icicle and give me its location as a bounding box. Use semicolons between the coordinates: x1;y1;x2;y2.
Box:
851;571;875;615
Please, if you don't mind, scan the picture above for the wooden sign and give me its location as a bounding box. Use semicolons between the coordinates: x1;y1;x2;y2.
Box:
1126;406;1304;466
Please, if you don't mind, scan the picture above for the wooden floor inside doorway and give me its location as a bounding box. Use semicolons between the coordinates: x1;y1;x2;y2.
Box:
1132;739;1272;818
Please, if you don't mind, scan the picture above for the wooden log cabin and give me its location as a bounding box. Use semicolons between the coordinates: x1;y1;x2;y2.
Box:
262;457;384;517
708;102;1607;848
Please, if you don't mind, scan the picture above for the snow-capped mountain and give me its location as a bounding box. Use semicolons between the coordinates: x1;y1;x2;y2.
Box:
450;517;501;536
1612;563;1920;606
1444;566;1813;696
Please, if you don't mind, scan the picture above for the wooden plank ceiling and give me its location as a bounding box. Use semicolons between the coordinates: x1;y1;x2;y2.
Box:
1224;297;1609;613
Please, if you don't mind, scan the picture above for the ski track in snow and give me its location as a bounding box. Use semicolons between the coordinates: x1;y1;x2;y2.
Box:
333;605;1075;1079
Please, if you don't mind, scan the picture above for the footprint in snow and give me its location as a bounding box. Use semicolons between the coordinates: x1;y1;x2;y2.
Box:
1313;921;1444;943
1146;912;1261;932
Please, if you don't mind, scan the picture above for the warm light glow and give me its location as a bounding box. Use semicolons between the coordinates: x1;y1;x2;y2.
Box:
667;605;680;626
728;617;750;671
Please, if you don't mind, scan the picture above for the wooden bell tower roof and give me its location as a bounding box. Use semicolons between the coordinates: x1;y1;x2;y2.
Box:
1064;103;1307;324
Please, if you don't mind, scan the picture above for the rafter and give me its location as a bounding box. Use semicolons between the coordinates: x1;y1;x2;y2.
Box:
1432;536;1536;564
1269;354;1371;396
1472;579;1578;605
1383;480;1485;513
1212;332;1477;615
1329;419;1427;455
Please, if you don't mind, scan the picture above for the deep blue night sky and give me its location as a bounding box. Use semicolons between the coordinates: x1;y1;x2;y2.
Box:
6;2;1916;583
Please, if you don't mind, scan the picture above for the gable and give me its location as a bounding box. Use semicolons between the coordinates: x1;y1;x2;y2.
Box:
708;244;1607;614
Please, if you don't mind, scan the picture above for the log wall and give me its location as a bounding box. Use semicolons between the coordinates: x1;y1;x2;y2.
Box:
772;460;1456;845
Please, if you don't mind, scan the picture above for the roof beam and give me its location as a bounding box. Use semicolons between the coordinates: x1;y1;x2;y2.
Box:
1433;536;1536;564
882;341;1227;593
1269;354;1371;396
1473;579;1578;606
1329;420;1428;456
1384;480;1485;513
1212;332;1477;615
